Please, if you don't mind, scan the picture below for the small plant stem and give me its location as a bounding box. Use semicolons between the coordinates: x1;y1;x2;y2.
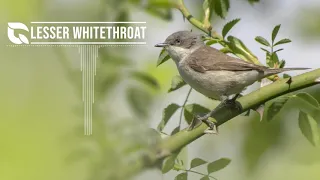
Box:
181;169;217;180
178;87;192;130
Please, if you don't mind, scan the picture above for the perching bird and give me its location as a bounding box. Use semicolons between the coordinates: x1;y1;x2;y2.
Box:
155;31;309;133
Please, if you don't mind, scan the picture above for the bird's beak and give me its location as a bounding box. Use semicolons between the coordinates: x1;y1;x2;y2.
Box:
154;43;168;47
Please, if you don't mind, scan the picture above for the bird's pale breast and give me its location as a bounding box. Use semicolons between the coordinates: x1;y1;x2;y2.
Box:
178;60;262;100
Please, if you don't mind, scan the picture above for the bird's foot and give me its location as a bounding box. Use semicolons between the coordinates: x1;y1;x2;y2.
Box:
187;116;202;131
196;114;218;134
204;126;218;134
188;94;243;133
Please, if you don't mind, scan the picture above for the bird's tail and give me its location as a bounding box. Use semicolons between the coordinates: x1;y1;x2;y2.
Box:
264;67;310;77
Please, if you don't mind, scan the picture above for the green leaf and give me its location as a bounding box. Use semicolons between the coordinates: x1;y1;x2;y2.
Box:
274;48;284;53
162;153;179;173
157;48;171;66
227;36;255;56
298;111;320;147
271;52;279;62
168;75;187;92
269;52;279;67
260;47;269;53
255;36;270;46
171;126;181;135
283;73;291;78
279;59;286;68
157;103;181;131
219;47;232;54
208;0;230;19
190;158;207;169
290;95;320;118
177;148;188;170
174;172;187;180
130;71;159;89
184;104;211;125
295;92;320;107
272;24;281;44
173;163;184;171
274;38;292;46
203;0;211;18
200;176;210;180
203;0;209;9
203;0;221;21
126;87;152;117
222;18;241;38
206;39;219;45
265;53;272;67
226;36;256;61
207;158;231;174
264;96;290;121
262;49;272;67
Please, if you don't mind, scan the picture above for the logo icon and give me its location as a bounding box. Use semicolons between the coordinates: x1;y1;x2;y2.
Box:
8;22;29;44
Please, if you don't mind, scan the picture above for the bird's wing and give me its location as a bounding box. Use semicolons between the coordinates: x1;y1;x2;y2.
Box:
187;46;267;73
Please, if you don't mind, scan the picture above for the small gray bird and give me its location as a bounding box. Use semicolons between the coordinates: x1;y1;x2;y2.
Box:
155;31;308;133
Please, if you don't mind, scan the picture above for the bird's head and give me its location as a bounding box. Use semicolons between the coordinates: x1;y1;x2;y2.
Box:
155;31;204;63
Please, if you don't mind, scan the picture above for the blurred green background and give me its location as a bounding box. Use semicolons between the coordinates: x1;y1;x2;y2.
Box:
1;0;320;180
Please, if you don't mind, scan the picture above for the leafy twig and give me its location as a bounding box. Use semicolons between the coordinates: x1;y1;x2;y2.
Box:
176;0;222;39
176;1;265;67
182;169;217;180
178;88;192;130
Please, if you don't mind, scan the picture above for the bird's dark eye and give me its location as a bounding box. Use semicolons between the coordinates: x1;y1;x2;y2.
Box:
175;39;181;44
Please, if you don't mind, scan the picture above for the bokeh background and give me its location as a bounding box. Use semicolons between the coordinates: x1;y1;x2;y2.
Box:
1;0;320;180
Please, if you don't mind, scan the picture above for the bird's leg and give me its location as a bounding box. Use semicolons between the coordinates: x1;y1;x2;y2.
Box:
195;94;242;134
187;115;203;131
201;94;241;121
224;93;241;109
193;100;225;134
196;113;218;134
187;112;218;133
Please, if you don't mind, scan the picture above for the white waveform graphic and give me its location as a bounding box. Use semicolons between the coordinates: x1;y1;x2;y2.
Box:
78;45;98;135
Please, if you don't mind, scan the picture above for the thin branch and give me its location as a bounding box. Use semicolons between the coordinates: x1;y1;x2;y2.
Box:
176;0;222;39
126;69;320;177
182;169;217;180
203;6;212;33
158;69;320;154
178;87;192;130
